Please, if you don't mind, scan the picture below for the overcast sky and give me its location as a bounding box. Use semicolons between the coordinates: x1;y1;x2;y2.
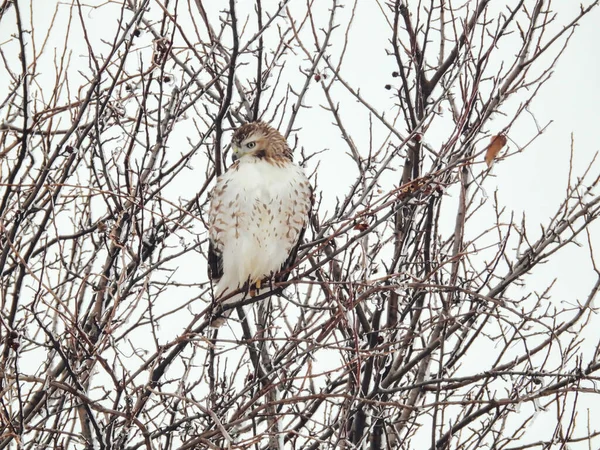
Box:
1;1;599;448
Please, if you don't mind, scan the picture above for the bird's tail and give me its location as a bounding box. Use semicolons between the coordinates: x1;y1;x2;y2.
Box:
209;309;233;328
210;281;245;327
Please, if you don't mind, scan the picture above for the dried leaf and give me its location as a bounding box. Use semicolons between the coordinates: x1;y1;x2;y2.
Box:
485;134;507;167
354;222;369;232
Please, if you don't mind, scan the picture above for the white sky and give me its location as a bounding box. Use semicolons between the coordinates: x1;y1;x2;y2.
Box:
1;1;600;448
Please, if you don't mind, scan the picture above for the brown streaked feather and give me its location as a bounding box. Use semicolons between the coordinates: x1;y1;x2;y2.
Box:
274;224;306;284
274;188;313;283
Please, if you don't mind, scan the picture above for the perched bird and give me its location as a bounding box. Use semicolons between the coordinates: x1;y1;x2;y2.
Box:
207;122;312;327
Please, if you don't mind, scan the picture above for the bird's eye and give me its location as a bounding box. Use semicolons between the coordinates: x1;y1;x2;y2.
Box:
246;142;256;149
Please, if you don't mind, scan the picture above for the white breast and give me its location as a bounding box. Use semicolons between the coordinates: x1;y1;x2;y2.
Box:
209;158;311;295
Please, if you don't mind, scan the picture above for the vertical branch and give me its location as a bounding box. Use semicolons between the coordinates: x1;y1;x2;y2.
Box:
213;0;239;177
256;301;282;450
392;1;417;131
252;0;264;121
449;164;469;305
0;0;29;274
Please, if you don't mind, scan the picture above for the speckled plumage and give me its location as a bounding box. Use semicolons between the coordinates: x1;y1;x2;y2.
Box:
207;122;311;326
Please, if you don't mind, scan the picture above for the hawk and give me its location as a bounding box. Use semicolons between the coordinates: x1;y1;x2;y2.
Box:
207;122;312;327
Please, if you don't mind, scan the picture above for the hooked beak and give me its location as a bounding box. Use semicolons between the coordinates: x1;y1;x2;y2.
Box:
231;144;240;162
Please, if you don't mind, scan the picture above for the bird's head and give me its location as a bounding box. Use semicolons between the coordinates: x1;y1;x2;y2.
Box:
230;121;292;162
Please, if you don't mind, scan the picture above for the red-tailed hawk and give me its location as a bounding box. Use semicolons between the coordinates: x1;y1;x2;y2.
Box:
207;122;312;327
